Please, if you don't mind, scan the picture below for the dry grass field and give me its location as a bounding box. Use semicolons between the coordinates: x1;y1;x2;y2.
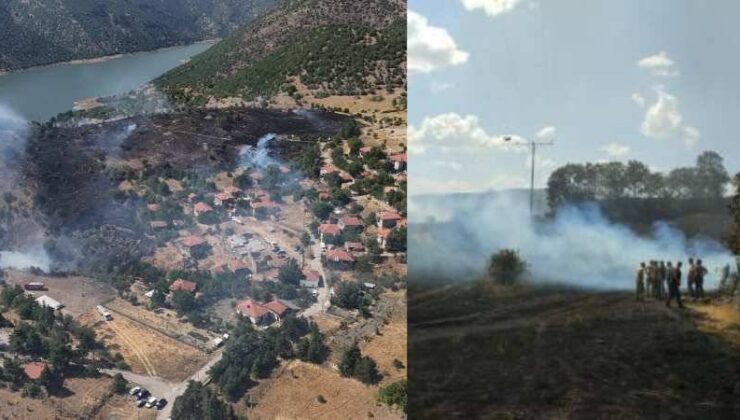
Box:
79;311;209;382
243;360;401;420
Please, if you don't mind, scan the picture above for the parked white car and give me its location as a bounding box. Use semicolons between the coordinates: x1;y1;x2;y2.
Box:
145;396;158;408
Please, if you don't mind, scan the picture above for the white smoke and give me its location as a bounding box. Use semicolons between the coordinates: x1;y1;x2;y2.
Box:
0;249;51;272
409;193;733;290
0;103;53;272
238;133;277;169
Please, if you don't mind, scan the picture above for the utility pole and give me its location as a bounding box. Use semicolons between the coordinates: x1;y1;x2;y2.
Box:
504;136;553;216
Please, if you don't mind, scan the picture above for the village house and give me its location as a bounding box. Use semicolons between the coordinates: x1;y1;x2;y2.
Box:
325;248;355;270
339;215;363;232
318;191;331;201
263;299;291;321
359;146;372;158
389;152;407;171
377;228;392;250
147;203;160;212
193;202;213;216
223;186;241;196
23;362;48;380
180;235;206;248
320;163;338;176
319;223;341;246
344;241;365;254
377;210;402;229
251;198;280;218
236;298;271;324
170;279;197;293
301;268;322;288
214;192;233;207
35;295;63;311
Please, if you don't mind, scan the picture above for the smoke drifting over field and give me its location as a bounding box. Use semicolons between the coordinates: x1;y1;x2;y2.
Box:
409;193;733;289
238;133;278;169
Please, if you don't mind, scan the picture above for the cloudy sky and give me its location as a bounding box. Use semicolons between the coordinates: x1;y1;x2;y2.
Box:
409;0;740;195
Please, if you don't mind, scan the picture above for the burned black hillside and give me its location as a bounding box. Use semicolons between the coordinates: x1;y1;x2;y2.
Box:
19;107;347;273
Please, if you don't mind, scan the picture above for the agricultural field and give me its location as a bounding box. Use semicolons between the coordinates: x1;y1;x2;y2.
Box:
79;311;209;382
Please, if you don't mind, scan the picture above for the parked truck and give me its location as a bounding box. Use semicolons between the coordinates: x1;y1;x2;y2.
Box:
23;282;46;291
96;305;112;321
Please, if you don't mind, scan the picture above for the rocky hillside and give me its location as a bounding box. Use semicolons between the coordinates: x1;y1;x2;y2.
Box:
0;0;279;71
156;0;406;105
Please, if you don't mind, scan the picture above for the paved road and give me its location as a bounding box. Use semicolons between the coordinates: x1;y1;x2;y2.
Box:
103;348;224;420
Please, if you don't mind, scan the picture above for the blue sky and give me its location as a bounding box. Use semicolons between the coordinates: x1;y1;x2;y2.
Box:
409;0;740;195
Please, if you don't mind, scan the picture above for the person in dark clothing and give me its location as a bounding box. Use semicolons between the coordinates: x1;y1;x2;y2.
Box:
695;259;708;299
666;261;684;308
687;257;696;298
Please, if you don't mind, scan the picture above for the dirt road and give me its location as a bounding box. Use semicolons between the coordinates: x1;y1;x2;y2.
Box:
301;238;330;318
410;283;740;419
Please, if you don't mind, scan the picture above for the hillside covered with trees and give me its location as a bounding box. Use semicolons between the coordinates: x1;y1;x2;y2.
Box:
0;0;278;71
156;0;406;104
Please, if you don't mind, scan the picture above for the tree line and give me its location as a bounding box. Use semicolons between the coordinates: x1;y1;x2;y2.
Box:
547;151;730;210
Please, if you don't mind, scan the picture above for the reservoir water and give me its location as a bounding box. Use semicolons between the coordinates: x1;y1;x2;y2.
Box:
0;42;214;122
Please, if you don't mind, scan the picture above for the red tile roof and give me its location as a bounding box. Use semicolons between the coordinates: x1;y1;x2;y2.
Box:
302;268;321;282
23;362;47;380
359;146;372;154
319;224;341;236
147;203;160;212
377;211;402;221
279;165;291;174
341;215;363;227
228;259;251;272
263;300;290;316
345;241;365;252
236;298;269;319
170;279;197;293
194;202;213;213
181;235;205;247
214;192;231;201
325;249;355;263
389;152;407;162
378;228;392;238
150;221;168;229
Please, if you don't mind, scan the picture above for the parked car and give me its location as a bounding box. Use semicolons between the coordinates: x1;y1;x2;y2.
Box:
145;397;158;408
293;244;302;252
129;386;141;396
136;399;146;408
137;389;150;399
156;398;168;409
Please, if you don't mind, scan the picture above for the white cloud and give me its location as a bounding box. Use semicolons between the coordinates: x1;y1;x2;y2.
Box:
430;81;455;93
637;51;679;77
536;125;556;141
639;88;700;147
408;10;469;74
408;113;525;154
460;0;523;17
603;142;630;158
631;92;646;108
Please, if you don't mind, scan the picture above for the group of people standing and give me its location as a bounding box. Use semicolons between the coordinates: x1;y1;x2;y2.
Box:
635;258;709;308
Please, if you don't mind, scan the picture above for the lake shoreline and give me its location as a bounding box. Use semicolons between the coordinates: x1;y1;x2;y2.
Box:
0;39;218;76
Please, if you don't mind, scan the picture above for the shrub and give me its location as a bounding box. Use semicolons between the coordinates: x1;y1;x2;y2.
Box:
487;249;526;285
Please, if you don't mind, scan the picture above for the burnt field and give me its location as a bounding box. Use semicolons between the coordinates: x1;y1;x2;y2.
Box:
12;107;346;273
409;281;740;419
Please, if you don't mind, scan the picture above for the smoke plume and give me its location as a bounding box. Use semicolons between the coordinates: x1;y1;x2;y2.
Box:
238;133;278;169
409;192;733;289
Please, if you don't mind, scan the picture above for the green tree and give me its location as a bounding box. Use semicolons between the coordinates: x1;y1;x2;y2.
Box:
171;381;237;420
487;249;526;285
278;258;302;286
111;373;128;394
377;379;407;412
